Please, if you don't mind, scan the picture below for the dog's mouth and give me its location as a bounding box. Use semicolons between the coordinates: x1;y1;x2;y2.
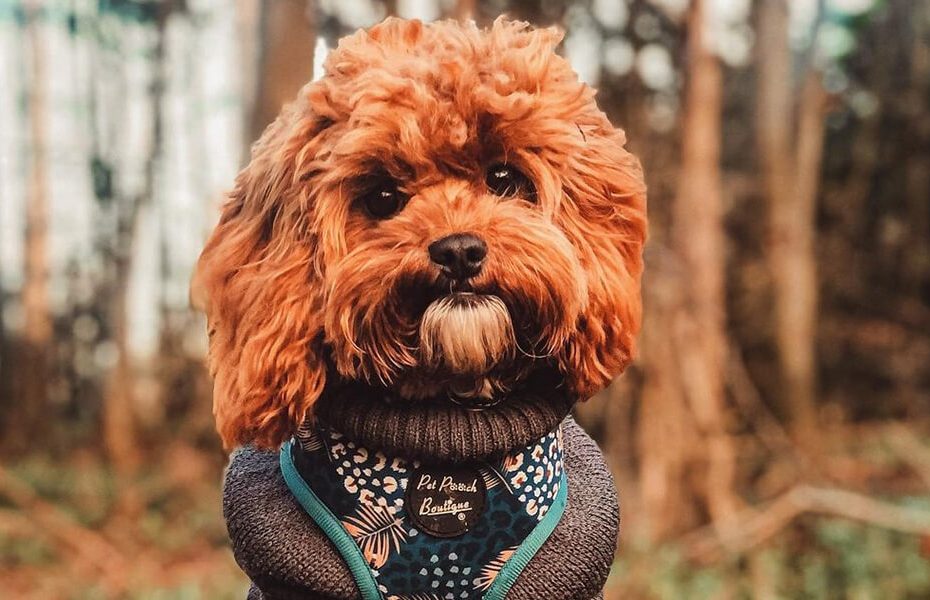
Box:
433;291;499;309
418;292;515;377
376;274;551;402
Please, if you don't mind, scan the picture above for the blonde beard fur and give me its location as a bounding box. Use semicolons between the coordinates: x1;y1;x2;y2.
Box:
418;294;514;377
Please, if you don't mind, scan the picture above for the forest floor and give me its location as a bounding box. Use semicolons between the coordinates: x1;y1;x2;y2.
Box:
2;425;930;599
0;443;249;599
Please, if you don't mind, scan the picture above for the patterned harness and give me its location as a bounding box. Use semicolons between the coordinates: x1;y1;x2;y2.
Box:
280;425;568;600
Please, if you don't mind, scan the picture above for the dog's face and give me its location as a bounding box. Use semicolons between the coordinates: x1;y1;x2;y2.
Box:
193;18;647;449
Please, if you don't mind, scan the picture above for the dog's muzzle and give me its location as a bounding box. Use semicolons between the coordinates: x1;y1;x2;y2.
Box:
419;292;514;376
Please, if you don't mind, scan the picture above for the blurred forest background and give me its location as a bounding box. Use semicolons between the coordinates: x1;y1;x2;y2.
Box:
0;0;929;598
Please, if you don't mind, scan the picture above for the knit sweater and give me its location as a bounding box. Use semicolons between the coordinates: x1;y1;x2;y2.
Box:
223;381;619;600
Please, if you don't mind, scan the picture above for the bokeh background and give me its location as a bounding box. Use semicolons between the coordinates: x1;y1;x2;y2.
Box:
1;0;929;598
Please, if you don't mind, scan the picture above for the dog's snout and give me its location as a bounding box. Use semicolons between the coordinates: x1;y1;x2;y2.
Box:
428;233;488;280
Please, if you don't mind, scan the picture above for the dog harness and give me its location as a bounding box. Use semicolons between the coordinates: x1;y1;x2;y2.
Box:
280;425;568;600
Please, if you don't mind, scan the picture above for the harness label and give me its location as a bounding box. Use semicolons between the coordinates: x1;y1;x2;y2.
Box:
406;465;486;537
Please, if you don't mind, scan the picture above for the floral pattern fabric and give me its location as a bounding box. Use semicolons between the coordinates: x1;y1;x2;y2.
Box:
289;426;565;599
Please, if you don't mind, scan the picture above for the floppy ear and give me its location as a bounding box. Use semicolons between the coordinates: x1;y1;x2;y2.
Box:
556;124;647;398
192;90;331;450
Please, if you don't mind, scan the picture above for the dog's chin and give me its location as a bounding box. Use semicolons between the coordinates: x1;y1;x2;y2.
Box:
418;293;515;379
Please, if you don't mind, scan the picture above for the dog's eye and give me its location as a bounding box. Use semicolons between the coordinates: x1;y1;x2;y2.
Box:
485;164;536;201
361;180;408;219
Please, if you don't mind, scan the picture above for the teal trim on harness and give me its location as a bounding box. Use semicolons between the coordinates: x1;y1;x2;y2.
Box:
483;469;569;600
279;440;382;600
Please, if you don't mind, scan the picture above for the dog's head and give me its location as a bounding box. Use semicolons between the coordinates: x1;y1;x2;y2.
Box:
193;18;646;449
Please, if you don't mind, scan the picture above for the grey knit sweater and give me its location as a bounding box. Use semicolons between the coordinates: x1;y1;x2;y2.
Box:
223;383;619;600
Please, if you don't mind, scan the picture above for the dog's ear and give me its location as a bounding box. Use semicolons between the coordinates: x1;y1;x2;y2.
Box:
556;125;647;399
192;88;332;450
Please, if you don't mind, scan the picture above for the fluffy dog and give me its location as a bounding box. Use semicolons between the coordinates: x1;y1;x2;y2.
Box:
194;17;645;600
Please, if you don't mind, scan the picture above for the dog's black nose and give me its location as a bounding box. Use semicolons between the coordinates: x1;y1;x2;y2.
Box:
428;233;488;280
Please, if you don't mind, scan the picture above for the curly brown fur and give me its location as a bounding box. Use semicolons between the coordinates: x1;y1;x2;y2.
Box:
192;17;647;450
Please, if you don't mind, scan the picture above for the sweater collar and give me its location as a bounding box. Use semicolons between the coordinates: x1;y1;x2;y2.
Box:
301;370;574;462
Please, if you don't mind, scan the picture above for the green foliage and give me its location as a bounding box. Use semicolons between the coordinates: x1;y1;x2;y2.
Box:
98;0;166;24
611;513;930;600
804;515;930;599
0;533;55;566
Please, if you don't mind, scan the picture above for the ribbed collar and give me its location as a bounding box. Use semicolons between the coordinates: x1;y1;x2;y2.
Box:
303;372;575;463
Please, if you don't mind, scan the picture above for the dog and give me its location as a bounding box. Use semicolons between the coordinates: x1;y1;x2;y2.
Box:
193;17;646;600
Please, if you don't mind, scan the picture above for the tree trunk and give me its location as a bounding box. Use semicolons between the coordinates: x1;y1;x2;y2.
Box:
17;2;52;449
637;253;699;540
788;69;825;434
237;0;262;164
454;0;477;21
251;0;316;142
672;0;739;525
756;0;822;449
904;9;930;293
101;8;170;512
103;245;142;479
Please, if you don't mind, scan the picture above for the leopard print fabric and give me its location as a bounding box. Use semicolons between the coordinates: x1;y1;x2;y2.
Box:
287;426;565;599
